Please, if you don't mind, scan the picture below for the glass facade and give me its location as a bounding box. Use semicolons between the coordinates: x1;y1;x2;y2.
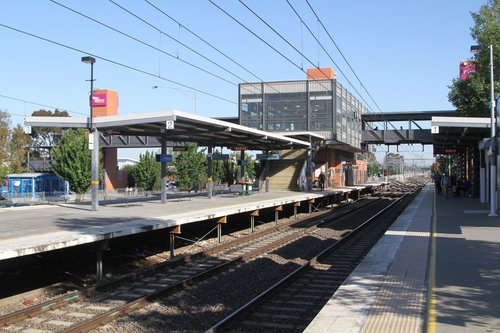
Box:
239;79;367;149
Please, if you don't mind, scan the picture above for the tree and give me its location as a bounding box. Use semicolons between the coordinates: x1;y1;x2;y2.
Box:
0;110;10;178
365;151;381;176
30;109;70;158
221;159;236;184
10;125;30;173
174;143;206;192
50;128;92;195
448;0;500;116
448;75;490;116
0;110;11;179
135;150;160;191
212;150;226;184
121;164;138;187
211;150;241;184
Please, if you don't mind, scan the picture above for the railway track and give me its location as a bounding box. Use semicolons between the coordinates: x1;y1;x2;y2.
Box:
0;198;378;332
208;191;412;332
0;180;424;332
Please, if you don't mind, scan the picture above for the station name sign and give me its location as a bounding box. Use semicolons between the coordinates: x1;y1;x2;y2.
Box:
91;93;107;107
156;154;173;163
256;153;280;160
232;146;247;151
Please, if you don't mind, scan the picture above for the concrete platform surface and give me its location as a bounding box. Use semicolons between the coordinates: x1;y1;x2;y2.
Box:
304;184;500;333
0;191;325;261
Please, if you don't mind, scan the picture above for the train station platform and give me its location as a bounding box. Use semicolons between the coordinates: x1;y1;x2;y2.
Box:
304;183;500;333
0;181;387;263
0;191;322;261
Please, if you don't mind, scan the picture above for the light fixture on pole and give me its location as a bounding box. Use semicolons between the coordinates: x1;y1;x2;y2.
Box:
152;85;197;114
81;56;99;212
81;56;96;129
471;44;497;216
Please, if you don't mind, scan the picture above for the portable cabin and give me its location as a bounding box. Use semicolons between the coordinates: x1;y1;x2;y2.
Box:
5;173;68;199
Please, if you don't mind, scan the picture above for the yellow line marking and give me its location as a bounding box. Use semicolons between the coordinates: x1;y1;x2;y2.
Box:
427;189;437;333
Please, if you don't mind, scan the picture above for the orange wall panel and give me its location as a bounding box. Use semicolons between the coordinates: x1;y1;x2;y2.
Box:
92;89;118;117
92;89;120;192
307;67;336;80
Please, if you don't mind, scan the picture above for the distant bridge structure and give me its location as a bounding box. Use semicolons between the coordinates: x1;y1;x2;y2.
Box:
361;110;456;146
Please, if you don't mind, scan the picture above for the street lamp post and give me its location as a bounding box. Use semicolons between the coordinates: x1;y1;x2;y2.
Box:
471;44;497;216
81;56;99;212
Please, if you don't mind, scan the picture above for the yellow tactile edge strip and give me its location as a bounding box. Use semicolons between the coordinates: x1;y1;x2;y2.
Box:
426;189;437;333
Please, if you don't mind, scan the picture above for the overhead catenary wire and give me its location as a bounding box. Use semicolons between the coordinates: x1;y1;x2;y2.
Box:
235;0;376;114
300;0;403;137
301;0;412;159
106;0;248;84
0;94;84;116
284;0;373;109
105;0;265;96
143;0;267;83
0;23;237;105
50;0;238;88
303;0;384;115
208;0;306;75
209;0;343;101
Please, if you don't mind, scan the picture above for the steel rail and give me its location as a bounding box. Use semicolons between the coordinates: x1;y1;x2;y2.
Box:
0;197;375;330
205;194;407;332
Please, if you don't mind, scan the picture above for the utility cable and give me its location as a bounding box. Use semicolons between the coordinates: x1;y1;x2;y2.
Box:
0;23;237;105
237;0;337;94
107;0;248;84
208;0;304;74
144;0;267;83
284;0;378;115
210;0;339;100
0;94;83;116
50;0;238;87
106;0;260;95
304;0;383;114
237;0;373;112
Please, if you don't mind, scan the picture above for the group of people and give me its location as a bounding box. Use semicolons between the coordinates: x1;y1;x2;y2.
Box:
433;172;470;197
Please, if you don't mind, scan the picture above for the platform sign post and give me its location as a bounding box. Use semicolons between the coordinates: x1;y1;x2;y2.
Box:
160;135;168;204
91;129;100;211
207;146;213;199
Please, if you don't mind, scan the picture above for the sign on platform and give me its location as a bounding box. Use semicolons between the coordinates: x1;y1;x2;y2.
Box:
88;133;94;150
166;120;175;130
156;154;173;163
431;126;439;134
256;153;280;160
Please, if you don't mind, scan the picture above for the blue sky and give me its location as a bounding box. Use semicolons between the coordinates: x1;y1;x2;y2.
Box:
0;0;486;163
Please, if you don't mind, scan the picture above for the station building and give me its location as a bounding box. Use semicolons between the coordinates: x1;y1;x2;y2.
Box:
239;68;368;189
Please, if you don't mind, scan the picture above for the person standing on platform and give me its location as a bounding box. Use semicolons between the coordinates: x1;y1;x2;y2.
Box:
318;171;326;191
441;172;450;197
434;172;442;194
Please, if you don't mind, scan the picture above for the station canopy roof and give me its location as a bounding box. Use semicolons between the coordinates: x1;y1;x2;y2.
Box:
25;109;311;150
362;110;457;122
272;131;325;143
431;116;491;155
